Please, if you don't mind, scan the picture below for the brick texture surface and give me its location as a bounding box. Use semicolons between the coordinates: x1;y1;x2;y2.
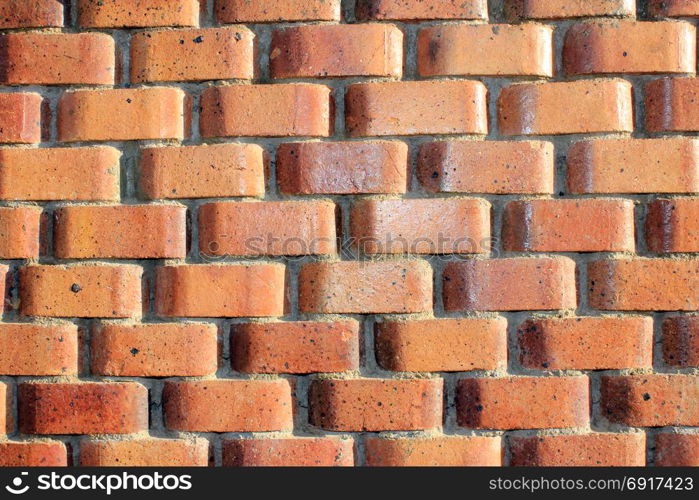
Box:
0;0;696;468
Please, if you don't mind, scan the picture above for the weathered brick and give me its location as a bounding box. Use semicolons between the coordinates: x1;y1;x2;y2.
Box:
309;378;443;431
654;433;699;466
78;0;199;27
0;93;42;144
216;0;341;23
650;0;699;17
223;438;353;466
80;438;209;466
662;315;699;367
0;323;78;376
506;0;636;19
646;198;699;252
0;441;67;466
0;206;42;259
357;0;488;20
646;77;699;132
365;436;501;466
0;0;64;28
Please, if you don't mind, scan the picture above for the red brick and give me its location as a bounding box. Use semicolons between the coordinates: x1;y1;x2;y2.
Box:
375;318;507;372
163;380;292;432
564;21;695;75
216;0;341;23
277;141;407;195
588;258;699;310
518;316;653;370
232;320;359;374
0;33;114;85
58;88;185;142
443;257;576;312
651;0;699;17
140;144;264;199
78;0;198;27
54;205;186;259
298;260;432;314
223;438;353;466
271;24;402;79
419;24;552;77
601;374;698;426
0;323;78;376
0;207;42;259
457;376;589;430
155;264;285;317
499;79;633;135
80;438;209;466
200;84;332;138
0;0;63;28
418;140;554;194
647;198;699;252
350;198;490;254
0;93;42;144
366;437;501;466
506;0;635;19
0;147;120;201
0;441;67;466
0;383;9;434
131;27;254;83
646;77;699;132
357;0;488;20
346;81;487;137
509;433;645;466
199;201;336;256
567;138;699;194
654;433;699;466
20;264;143;318
309;378;443;431
19;382;148;434
91;323;218;377
502;199;635;252
663;316;699;366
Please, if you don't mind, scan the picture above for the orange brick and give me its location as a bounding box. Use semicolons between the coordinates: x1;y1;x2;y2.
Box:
216;0;341;23
457;376;589;430
646;77;699;132
54;205;185;259
662;316;699;367
309;378;443;431
277;141;408;195
418;24;552;77
498;79;633;135
91;323;218;377
502;199;635;252
443;257;577;312
140;144;264;199
357;0;488;20
0;93;42;144
163;380;293;432
58;88;185;142
19;382;148;434
601;375;698;426
0;207;42;259
0;383;9;434
365;436;501;466
78;0;198;27
418;140;554;194
271;24;402;79
0;441;67;466
518;317;653;370
199;201;336;256
20;264;143;318
298;260;432;314
375;318;507;372
155;264;285;317
200;84;332;138
567;138;699;194
346;81;487;136
647;198;699;252
651;0;699;17
506;0;635;19
223;438;353;467
80;438;209;466
231;320;359;374
0;33;114;85
509;433;645;466
654;433;699;466
350;198;490;254
0;323;78;376
0;0;64;28
131;27;254;83
588;258;699;310
0;147;120;201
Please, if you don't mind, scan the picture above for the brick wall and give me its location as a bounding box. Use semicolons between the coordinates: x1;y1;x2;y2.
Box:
0;0;697;467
